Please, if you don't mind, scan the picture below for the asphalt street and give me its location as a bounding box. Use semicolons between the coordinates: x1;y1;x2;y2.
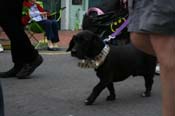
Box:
0;51;161;116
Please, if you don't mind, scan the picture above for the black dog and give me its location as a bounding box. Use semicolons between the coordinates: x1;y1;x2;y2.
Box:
67;30;157;105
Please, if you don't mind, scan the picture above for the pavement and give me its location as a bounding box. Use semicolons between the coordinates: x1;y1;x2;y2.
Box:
0;30;80;49
0;30;162;116
0;52;162;116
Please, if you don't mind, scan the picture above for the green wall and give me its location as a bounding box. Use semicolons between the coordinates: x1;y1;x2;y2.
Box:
69;0;88;30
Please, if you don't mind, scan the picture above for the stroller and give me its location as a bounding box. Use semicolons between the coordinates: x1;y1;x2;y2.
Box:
82;0;129;46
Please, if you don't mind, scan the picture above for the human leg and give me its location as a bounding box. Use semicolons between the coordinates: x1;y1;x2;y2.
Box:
51;20;59;49
0;22;43;78
1;0;39;63
128;0;175;115
47;40;54;48
131;32;175;116
130;32;155;55
39;20;60;50
0;82;4;116
38;20;54;49
138;0;175;114
51;20;59;43
1;20;39;63
0;0;43;78
150;35;175;116
0;44;4;53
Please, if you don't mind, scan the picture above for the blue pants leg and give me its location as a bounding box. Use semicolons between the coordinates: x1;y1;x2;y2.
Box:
38;20;59;43
51;20;59;43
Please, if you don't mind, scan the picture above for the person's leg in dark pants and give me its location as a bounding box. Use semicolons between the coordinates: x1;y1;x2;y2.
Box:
51;20;60;49
0;82;4;116
38;20;54;49
51;20;59;43
0;0;43;79
38;20;54;41
38;20;59;50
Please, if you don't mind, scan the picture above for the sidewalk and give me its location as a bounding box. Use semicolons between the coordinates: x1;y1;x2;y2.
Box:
0;30;80;49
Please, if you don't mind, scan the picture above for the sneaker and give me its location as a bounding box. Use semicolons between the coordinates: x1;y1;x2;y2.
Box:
16;55;43;79
47;47;60;51
0;64;23;78
0;44;4;53
47;47;55;51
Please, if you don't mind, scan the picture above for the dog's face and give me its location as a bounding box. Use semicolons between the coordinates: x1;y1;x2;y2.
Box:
67;30;105;59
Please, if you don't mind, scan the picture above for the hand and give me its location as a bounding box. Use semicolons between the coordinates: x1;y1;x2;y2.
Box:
40;12;48;19
40;12;47;16
120;0;128;8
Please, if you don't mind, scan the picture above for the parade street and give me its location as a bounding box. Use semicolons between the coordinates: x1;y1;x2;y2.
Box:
0;51;161;116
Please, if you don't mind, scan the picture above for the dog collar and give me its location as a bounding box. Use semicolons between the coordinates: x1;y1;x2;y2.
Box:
78;45;110;69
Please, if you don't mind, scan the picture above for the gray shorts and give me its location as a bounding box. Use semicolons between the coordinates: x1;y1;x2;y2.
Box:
128;0;175;35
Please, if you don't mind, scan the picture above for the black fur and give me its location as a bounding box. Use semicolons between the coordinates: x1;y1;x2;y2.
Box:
67;30;157;105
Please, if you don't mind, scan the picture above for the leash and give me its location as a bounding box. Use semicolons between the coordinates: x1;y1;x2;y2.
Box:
103;18;129;42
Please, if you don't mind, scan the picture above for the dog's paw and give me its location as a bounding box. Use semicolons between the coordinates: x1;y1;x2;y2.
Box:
84;99;93;105
106;95;116;101
141;92;151;97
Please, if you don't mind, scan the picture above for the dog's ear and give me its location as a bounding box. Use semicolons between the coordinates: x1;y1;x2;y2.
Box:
87;32;105;58
66;35;76;52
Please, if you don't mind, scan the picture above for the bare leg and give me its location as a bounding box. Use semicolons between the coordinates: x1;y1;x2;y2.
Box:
53;42;59;48
130;32;155;55
47;40;53;48
150;35;175;116
130;32;175;116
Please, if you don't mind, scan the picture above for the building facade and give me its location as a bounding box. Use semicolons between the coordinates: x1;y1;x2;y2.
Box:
43;0;108;30
61;0;88;30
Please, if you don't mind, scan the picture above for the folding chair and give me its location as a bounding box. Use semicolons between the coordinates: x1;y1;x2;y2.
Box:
50;7;66;22
25;20;47;49
22;0;47;49
22;0;66;49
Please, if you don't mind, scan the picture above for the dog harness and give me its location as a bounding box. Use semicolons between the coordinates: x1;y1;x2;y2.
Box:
78;45;110;69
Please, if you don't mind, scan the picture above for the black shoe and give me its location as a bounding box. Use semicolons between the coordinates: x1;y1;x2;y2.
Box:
16;55;43;79
53;47;60;51
47;47;54;51
47;47;60;51
0;64;23;78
